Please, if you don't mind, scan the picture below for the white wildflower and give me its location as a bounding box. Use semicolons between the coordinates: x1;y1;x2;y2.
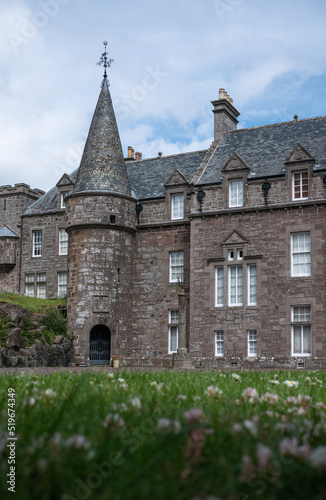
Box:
204;385;222;398
157;418;180;432
44;388;56;397
107;373;114;379
129;397;141;409
309;446;326;469
256;443;273;469
65;435;90;450
242;419;258;437
283;380;299;388
232;373;241;381
177;395;187;401
269;379;280;385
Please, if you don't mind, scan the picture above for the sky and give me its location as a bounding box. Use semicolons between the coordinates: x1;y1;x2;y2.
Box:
1;0;326;192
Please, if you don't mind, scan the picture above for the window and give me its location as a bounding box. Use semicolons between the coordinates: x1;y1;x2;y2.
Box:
25;274;35;297
61;191;69;209
248;330;257;357
292;306;311;356
292;172;308;200
229;266;243;306
171;194;184;220
168;310;179;353
58;272;67;298
215;267;224;307
229;179;243;207
237;249;243;260
291;232;311;277
215;330;224;357
59;228;68;255
248;265;257;306
37;273;46;299
32;230;42;257
169;251;184;283
228;249;235;261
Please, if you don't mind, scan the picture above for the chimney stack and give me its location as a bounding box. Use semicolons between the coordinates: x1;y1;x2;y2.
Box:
211;89;240;145
127;146;135;159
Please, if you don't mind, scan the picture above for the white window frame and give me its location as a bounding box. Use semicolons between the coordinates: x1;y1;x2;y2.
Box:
248;264;257;306
32;230;42;257
291;305;311;356
215;267;224;307
168;310;179;354
25;274;35;297
59;228;68;255
292;171;308;201
58;271;68;298
171;193;184;220
37;273;46;299
61;191;69;209
229;179;243;207
228;265;243;306
169;251;184;283
215;330;224;357
248;330;257;357
291;232;311;277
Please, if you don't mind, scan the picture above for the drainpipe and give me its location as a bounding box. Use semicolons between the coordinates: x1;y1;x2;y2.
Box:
18;215;23;293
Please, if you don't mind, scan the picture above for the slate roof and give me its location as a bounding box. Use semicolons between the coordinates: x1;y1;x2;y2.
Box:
73;78;131;196
198;116;326;185
126;150;207;199
0;225;19;238
23;169;78;216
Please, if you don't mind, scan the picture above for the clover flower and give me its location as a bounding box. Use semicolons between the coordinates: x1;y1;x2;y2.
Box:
261;392;278;404
184;408;203;424
242;387;259;403
103;413;125;428
204;385;222;398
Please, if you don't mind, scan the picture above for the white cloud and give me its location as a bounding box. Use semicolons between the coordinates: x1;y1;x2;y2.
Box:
0;0;326;191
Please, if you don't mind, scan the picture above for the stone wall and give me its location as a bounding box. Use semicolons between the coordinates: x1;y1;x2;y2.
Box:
20;212;67;297
188;202;326;368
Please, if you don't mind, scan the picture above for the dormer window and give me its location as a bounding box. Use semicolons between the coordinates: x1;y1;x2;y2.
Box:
171;193;184;220
292;172;308;200
229;179;243;207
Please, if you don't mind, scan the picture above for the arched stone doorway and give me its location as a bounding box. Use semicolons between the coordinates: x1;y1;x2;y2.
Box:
89;325;111;365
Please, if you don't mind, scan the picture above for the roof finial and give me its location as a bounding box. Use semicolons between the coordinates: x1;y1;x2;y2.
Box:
97;40;114;82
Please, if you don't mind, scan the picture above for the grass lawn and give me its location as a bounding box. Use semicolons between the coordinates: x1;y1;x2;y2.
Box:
0;370;326;500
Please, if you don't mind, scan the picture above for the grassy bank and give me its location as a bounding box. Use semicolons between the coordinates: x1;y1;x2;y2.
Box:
0;370;325;499
0;291;66;313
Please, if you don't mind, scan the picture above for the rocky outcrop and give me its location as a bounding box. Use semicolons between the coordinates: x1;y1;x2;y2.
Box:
0;302;74;367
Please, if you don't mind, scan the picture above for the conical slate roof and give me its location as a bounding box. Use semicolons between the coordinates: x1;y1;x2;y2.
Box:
73;78;131;196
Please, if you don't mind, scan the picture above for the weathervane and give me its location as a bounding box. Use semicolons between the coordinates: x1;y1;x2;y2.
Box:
97;40;114;81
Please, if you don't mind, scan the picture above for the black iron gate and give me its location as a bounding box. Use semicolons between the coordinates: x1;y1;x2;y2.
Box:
89;325;111;365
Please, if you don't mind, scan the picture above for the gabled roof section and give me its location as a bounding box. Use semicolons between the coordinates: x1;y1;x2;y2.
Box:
56;173;75;187
73;78;131;196
126;150;207;200
23;169;78;216
197;116;326;185
221;152;251;173
284;143;315;164
164;169;189;187
222;230;248;246
0;225;19;238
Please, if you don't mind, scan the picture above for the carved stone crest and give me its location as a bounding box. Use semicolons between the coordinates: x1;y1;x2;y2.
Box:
93;296;109;313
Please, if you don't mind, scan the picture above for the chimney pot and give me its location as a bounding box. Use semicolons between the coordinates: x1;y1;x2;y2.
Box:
219;88;225;100
135;151;142;160
127;146;135;159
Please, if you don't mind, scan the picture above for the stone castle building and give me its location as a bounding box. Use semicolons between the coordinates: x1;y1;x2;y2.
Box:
1;65;326;369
